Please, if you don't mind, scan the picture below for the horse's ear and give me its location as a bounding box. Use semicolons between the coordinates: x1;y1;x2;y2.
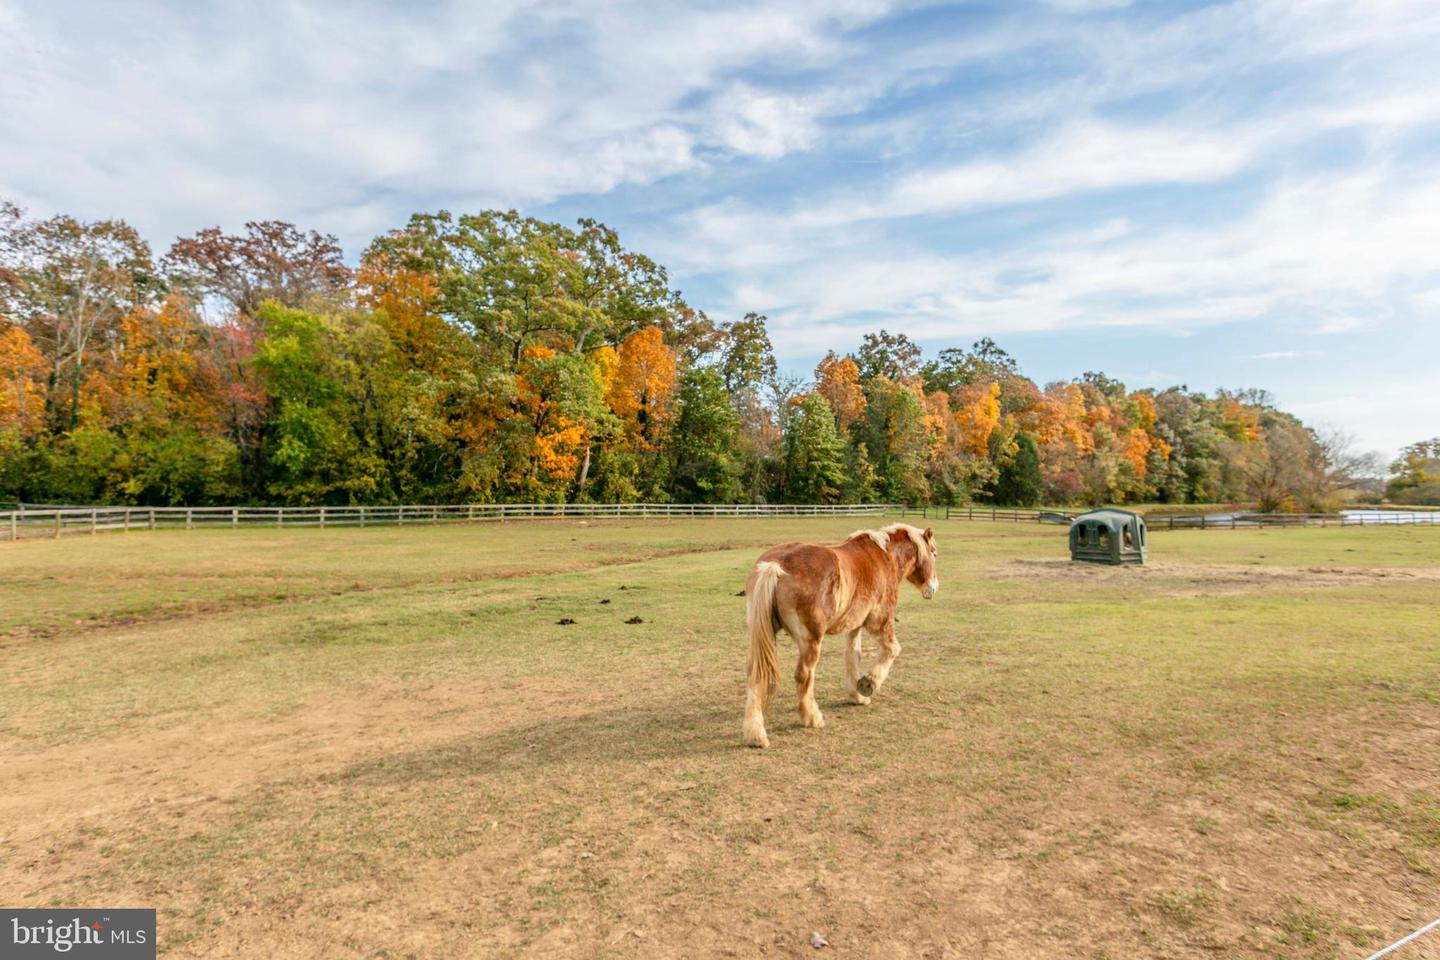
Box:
923;527;934;542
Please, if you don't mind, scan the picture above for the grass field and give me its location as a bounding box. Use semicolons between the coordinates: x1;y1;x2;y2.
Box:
3;518;1439;959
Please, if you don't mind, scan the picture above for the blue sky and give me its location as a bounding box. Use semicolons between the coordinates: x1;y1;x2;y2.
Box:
2;0;1437;458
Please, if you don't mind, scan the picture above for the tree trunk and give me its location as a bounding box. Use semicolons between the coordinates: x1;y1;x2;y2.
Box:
70;352;83;429
572;442;593;501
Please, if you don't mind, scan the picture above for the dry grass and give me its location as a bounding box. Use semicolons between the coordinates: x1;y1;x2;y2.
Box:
2;518;1438;958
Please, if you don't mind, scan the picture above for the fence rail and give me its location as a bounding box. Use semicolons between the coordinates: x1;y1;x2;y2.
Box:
899;506;1440;529
3;502;1436;541
0;502;892;540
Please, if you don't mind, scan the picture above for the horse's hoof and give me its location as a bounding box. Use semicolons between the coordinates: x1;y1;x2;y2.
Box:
802;712;825;728
744;730;770;748
849;691;871;706
856;675;876;697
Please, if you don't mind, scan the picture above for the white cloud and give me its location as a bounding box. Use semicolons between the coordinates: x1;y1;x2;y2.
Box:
707;85;822;160
666;160;1440;355
0;0;899;248
1286;376;1440;460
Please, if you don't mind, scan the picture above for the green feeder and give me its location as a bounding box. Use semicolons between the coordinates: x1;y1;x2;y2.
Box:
1070;509;1147;565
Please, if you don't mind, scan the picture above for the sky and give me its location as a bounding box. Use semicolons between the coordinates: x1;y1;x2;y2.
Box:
2;0;1437;459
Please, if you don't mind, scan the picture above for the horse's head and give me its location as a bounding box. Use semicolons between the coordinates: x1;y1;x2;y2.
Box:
906;526;939;599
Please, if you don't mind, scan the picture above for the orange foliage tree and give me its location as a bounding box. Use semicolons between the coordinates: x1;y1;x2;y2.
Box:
814;351;865;432
0;324;47;438
607;326;677;449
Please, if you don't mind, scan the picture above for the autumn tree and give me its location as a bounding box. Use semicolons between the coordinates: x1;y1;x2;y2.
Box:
581;326;677;500
0;325;47;439
1;202;159;428
814;351;865;432
952;381;1002;456
163;221;352;319
356;248;457;373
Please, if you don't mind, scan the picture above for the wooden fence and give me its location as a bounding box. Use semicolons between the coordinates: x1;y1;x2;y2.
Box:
1;502;891;540
900;506;1440;529
3;502;1436;541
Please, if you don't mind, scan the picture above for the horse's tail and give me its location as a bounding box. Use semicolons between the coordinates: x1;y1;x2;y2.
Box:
746;561;785;707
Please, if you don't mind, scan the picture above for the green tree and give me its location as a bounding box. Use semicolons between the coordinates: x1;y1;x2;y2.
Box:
921;338;1019;394
252;302;445;504
1387;438;1440;504
781;393;847;503
669;368;744;503
718;312;777;396
857;377;930;503
853;329;921;383
992;431;1043;506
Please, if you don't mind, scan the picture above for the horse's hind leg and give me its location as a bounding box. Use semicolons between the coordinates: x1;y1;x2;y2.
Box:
843;629;870;705
792;626;825;728
742;680;769;749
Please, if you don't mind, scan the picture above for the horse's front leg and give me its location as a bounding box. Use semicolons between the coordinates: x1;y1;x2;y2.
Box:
856;619;900;698
843;629;870;705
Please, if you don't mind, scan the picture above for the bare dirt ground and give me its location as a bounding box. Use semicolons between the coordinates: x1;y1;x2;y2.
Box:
2;519;1438;958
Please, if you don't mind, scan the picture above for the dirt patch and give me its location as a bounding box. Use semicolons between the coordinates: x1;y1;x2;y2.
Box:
1002;558;1440;591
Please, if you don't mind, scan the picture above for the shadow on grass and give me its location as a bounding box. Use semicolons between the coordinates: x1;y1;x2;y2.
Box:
332;699;741;787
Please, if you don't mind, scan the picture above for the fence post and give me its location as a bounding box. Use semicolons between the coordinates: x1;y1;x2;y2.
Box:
148;509;156;531
9;512;16;541
320;506;327;529
232;506;239;527
186;509;193;530
360;505;367;528
54;512;61;539
123;509;131;533
277;507;284;528
992;507;996;521
90;508;97;535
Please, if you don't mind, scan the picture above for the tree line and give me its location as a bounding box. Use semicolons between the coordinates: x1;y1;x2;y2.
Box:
0;201;1399;509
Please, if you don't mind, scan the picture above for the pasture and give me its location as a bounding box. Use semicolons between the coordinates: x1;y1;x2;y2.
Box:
2;518;1438;959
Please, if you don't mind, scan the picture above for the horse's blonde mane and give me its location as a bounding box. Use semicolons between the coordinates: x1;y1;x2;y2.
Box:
848;522;927;554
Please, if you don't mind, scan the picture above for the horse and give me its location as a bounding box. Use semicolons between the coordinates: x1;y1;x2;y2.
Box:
741;522;939;748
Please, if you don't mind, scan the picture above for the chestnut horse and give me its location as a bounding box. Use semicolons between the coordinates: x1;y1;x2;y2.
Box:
742;523;939;748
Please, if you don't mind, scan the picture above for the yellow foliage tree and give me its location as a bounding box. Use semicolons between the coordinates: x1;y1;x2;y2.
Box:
814;351;865;432
356;251;450;373
0;324;48;438
952;381;1001;456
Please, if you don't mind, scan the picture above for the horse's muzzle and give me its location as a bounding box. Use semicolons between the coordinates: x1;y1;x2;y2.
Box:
922;578;938;599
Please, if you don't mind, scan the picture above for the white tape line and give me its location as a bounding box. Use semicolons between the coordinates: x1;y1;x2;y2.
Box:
1362;918;1440;960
